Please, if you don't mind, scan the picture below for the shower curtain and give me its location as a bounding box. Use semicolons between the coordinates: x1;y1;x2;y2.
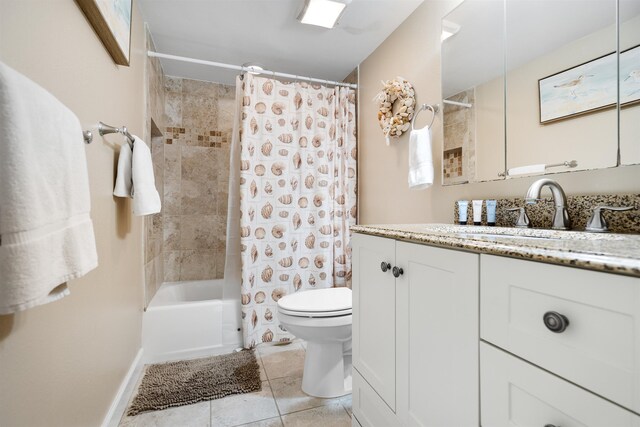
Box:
238;74;357;347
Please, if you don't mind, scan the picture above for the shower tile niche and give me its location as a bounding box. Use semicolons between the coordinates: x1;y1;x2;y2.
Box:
161;76;235;282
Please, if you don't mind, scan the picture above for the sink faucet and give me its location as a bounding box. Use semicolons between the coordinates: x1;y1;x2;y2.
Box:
524;178;571;230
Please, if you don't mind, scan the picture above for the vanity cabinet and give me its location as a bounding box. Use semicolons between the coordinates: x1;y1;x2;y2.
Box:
480;255;640;426
352;233;479;427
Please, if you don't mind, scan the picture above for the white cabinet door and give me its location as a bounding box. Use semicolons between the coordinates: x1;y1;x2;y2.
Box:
396;242;479;427
352;233;397;412
481;342;640;427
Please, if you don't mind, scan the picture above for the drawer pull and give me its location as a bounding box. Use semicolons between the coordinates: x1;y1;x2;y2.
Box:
392;266;404;278
544;425;559;427
543;311;569;333
380;262;391;273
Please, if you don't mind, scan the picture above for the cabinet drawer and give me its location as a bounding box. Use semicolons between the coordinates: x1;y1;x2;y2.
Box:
481;342;640;427
352;368;399;427
481;255;640;413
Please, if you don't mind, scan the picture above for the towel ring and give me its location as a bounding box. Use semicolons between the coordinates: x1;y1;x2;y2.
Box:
411;103;439;131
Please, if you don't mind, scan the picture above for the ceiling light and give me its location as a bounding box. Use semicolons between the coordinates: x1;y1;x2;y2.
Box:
242;62;265;75
298;0;351;29
441;20;460;42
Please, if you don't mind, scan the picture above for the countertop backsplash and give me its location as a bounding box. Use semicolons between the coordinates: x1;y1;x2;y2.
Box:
453;194;640;233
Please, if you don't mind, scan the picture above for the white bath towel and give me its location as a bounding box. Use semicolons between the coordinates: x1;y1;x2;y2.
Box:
408;126;434;189
0;61;98;314
131;136;161;216
113;141;133;197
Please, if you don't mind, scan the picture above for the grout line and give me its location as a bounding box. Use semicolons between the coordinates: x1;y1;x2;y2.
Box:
343;405;351;418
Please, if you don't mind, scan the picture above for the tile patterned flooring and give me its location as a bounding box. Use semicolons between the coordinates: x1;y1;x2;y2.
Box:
119;342;352;427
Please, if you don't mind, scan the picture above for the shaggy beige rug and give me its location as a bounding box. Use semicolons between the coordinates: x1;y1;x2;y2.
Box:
127;349;261;416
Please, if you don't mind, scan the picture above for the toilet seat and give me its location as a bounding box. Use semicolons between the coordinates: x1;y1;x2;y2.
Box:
277;288;352;318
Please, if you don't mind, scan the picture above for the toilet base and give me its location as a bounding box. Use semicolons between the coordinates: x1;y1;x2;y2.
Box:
301;341;352;398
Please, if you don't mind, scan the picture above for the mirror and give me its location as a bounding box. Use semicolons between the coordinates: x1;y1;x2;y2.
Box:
441;0;619;185
441;0;505;184
620;0;640;165
505;0;617;177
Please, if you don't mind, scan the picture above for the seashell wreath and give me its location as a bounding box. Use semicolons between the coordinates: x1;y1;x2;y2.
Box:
374;77;416;144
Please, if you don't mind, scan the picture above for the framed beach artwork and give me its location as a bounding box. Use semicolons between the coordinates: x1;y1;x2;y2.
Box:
621;45;640;108
538;45;640;123
76;0;132;66
538;51;617;123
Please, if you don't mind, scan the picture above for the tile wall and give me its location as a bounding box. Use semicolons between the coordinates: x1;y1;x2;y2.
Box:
144;29;166;306
161;76;236;282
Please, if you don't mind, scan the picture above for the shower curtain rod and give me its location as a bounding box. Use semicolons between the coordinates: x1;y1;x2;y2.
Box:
147;52;358;89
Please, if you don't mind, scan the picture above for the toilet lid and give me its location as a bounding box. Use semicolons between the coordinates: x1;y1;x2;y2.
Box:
277;288;352;314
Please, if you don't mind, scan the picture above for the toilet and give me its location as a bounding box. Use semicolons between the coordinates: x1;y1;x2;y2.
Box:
277;287;352;398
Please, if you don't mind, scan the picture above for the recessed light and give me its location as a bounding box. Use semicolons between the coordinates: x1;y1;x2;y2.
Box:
298;0;351;29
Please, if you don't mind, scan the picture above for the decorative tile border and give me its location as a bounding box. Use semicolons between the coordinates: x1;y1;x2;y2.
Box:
164;127;229;148
453;193;640;233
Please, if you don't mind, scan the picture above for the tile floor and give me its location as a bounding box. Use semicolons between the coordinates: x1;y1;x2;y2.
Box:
119;341;352;427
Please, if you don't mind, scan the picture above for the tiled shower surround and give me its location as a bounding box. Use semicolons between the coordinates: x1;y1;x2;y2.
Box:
443;89;475;185
161;77;236;281
143;29;166;306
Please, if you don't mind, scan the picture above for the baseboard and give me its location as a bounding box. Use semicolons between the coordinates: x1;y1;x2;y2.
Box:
102;348;144;427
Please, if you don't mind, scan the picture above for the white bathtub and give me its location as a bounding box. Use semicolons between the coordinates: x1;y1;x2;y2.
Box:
142;280;242;363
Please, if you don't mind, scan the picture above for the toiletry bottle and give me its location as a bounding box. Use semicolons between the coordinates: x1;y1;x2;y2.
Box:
457;200;469;225
472;200;483;225
486;200;497;226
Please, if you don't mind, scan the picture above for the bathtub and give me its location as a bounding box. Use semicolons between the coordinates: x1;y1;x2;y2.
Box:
142;280;242;363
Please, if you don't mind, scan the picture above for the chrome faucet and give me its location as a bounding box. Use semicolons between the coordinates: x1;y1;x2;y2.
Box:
524;179;571;230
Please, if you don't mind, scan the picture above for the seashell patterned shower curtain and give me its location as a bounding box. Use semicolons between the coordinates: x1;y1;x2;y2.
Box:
238;73;357;347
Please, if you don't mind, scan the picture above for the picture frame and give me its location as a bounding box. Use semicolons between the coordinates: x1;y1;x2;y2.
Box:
538;44;640;124
538;51;617;124
620;45;640;108
76;0;133;66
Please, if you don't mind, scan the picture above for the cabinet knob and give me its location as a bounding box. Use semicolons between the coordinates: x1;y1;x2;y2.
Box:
380;262;391;273
543;311;569;333
392;266;404;278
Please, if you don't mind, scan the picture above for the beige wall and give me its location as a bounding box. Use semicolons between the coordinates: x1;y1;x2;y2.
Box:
0;1;145;426
358;0;640;225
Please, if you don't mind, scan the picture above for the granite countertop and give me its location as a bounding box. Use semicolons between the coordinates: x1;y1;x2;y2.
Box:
351;224;640;278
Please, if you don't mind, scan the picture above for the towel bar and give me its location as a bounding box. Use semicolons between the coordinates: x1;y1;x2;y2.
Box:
83;122;134;149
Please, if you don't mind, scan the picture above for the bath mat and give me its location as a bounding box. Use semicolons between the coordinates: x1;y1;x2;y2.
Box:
126;349;261;416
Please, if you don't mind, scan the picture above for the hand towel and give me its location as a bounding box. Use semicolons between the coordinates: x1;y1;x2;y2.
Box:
0;61;98;314
131;135;161;216
408;126;434;190
113;141;133;197
508;164;546;176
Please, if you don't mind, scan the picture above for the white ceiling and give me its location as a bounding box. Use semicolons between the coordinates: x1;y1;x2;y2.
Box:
138;0;424;85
